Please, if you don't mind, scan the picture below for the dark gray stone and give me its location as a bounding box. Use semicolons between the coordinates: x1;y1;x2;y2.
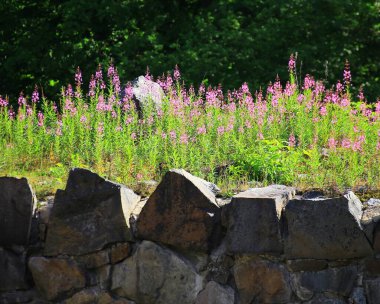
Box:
28;257;86;301
284;192;372;259
365;278;380;304
0;289;38;304
136;169;222;252
0;177;36;246
349;287;367;304
111;240;204;304
233;256;292;304
286;259;328;272
0;248;29;292
225;185;295;254
44;168;140;256
291;266;358;300
304;294;347;304
361;199;380;243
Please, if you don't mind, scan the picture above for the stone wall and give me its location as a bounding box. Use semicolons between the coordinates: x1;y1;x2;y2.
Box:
1;168;380;304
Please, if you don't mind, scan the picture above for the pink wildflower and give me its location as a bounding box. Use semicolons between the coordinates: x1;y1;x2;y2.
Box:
169;130;177;140
37;111;44;127
288;134;296;147
319;106;327;116
0;96;8;107
217;126;225;135
328;137;337;150
75;67;82;86
341;138;351;149
197;125;206;135
31;86;39;103
18;93;26;106
288;54;296;72
174;65;181;81
180;133;189;144
344;60;351;85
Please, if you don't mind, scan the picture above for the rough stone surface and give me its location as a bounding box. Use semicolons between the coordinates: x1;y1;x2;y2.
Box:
0;289;39;304
291;266;358;300
206;240;233;284
303;294;347;304
111;240;204;304
365;278;380;304
0;248;29;292
75;249;110;268
195;281;234;304
361;199;380;242
286;259;328;272
110;242;131;264
0;177;36;246
225;185;295;254
233;257;292;304
63;287;136;304
44;168;141;256
284;192;372;259
349;287;367;304
373;222;380;253
28;257;86;301
136;169;222;252
365;258;380;275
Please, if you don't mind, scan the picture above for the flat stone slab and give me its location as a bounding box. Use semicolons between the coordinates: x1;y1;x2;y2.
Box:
225;185;295;254
0;177;36;246
44;168;140;256
136;169;222;252
284;192;373;259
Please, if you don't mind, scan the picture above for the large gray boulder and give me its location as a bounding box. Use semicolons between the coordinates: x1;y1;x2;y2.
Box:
225;185;295;254
44;168;141;256
111;240;204;304
0;248;29;292
135;169;223;252
0;177;36;246
284;192;372;259
128;76;164;114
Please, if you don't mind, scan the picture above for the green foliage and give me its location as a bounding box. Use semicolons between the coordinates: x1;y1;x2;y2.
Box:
229;140;297;184
1;0;380;102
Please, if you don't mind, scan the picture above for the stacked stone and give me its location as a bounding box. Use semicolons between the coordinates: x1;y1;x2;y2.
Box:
1;167;380;303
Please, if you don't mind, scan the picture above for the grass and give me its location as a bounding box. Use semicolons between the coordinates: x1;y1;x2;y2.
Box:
0;60;379;199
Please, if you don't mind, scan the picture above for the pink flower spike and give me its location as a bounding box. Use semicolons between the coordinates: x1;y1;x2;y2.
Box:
31;85;39;103
174;64;181;81
328;137;337;150
75;67;82;86
344;60;351;85
341;138;351;149
288;54;296;72
288;133;296;147
319;106;327;116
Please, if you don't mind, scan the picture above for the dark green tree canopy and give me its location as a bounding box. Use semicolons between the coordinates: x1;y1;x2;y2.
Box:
1;0;379;102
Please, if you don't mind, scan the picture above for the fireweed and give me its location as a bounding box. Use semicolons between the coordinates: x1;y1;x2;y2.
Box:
0;58;379;195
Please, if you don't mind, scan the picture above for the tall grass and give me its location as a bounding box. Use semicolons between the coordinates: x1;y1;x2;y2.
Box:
0;58;379;196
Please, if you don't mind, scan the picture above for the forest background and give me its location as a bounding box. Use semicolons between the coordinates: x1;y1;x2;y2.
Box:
1;0;380;103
